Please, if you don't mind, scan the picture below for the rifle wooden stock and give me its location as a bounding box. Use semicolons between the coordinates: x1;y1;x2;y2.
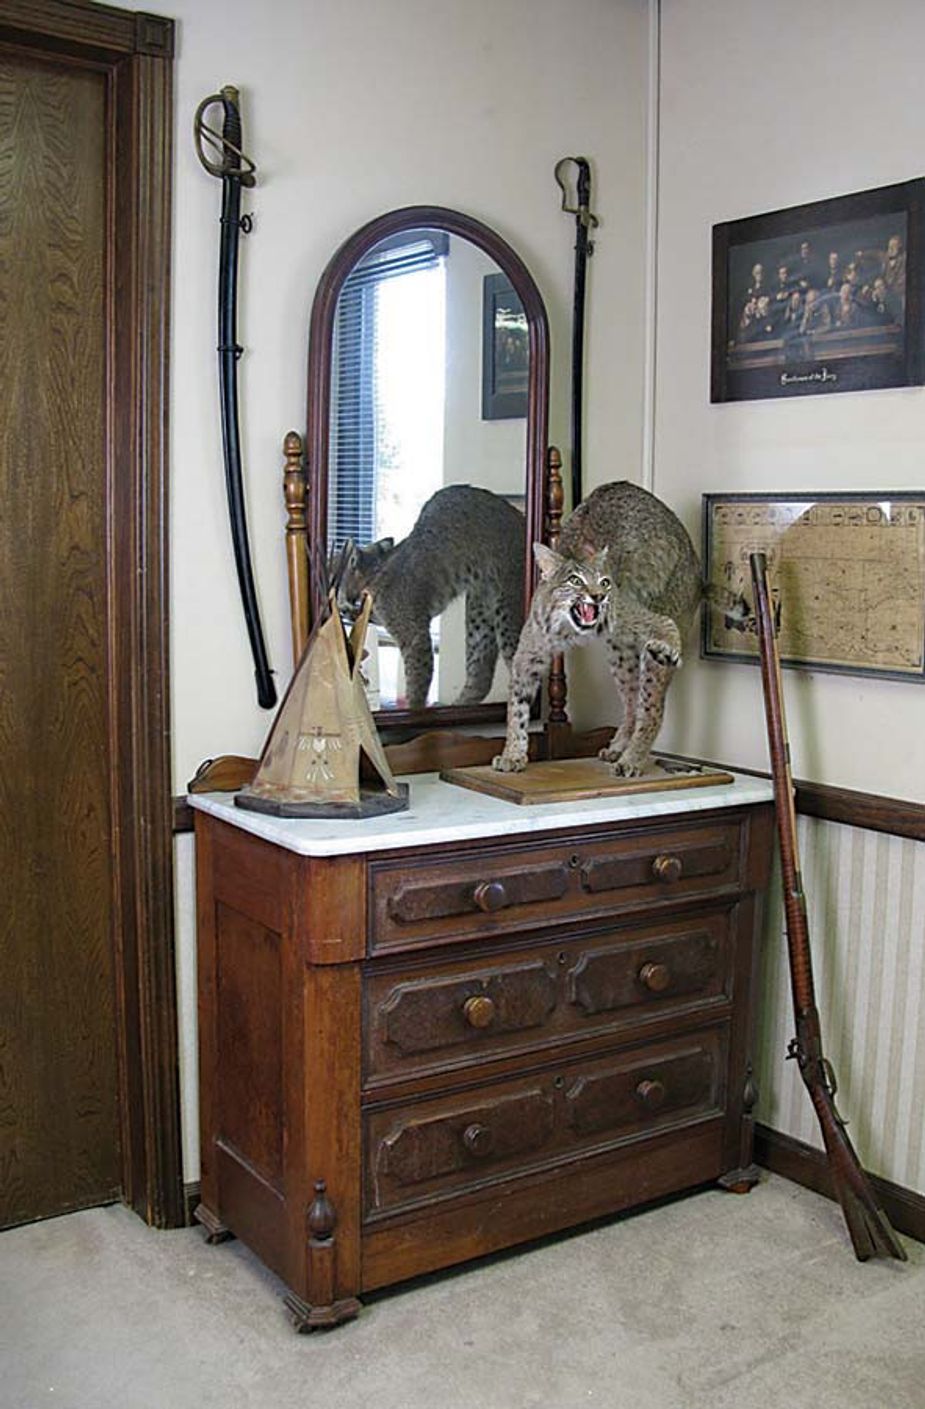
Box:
749;551;906;1262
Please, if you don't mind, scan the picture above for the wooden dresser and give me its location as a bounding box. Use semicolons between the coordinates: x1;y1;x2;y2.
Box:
192;773;774;1329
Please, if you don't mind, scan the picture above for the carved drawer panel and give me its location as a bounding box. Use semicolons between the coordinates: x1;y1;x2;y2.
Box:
372;961;558;1057
363;909;732;1085
367;819;744;953
364;1028;726;1217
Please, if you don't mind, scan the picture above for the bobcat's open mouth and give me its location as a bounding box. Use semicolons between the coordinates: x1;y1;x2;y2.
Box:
570;599;602;631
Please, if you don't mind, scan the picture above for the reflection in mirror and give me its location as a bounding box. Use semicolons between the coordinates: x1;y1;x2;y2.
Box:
326;229;528;710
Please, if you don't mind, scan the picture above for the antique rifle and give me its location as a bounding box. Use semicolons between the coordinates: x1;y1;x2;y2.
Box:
194;86;277;708
749;551;906;1261
554;157;599;510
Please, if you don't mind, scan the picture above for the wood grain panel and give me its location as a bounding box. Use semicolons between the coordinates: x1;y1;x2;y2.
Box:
0;53;118;1226
216;906;283;1187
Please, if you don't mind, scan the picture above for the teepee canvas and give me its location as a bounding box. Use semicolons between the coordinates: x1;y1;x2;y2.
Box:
236;593;408;818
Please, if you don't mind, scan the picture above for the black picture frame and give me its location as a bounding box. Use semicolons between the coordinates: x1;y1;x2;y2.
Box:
701;490;925;682
711;180;925;403
481;272;528;419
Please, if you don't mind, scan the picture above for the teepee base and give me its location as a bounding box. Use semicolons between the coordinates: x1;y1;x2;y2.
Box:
235;781;410;820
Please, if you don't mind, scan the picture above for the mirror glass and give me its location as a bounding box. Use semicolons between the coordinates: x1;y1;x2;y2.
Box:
325;228;529;711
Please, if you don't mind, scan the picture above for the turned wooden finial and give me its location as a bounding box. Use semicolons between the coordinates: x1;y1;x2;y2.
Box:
545;446;568;727
283;430;310;662
546;445;564;550
307;1179;336;1243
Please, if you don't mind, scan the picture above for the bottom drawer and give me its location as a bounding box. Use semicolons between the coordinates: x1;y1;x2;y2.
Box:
364;1026;727;1219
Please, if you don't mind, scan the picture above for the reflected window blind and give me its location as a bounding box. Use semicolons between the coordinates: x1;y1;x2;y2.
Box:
328;232;449;552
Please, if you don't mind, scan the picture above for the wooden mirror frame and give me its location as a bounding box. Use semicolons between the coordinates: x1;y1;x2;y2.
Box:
293;204;550;734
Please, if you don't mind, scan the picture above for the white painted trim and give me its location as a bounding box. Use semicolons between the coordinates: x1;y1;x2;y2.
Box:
641;0;660;493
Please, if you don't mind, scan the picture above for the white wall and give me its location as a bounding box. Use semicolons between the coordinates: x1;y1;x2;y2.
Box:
650;0;925;804
165;0;649;787
650;0;925;1196
162;0;652;1179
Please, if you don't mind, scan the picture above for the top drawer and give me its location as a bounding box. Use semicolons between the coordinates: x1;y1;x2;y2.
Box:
368;817;744;953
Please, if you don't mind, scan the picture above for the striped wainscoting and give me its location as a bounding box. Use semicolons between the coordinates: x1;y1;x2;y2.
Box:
754;815;925;1198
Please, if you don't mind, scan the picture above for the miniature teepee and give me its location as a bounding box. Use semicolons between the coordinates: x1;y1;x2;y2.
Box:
236;592;408;818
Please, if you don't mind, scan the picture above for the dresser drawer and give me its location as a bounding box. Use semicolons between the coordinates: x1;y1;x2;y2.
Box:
364;1028;726;1218
367;818;743;953
364;908;732;1085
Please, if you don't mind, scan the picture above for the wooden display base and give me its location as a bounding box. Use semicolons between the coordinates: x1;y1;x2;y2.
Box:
440;755;734;805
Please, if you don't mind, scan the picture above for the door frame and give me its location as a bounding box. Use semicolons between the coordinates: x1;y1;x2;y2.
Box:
1;0;182;1226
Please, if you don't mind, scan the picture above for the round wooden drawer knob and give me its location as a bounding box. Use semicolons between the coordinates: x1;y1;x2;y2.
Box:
635;1078;666;1111
462;1122;494;1156
474;880;508;912
652;853;682;883
463;994;496;1029
638;961;671;993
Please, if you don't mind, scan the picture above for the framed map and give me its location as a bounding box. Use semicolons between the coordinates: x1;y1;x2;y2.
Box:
701;492;925;681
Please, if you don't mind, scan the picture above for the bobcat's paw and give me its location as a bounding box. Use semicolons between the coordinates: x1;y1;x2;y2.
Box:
607;750;652;779
454;685;488;706
644;637;682;669
598;742;626;764
599;727;632;764
492;750;527;773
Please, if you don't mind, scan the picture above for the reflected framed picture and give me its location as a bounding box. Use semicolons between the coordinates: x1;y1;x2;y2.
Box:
701;490;925;681
482;273;528;419
711;180;925;402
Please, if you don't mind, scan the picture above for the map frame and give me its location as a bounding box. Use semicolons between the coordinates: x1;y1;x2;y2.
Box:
701;491;925;682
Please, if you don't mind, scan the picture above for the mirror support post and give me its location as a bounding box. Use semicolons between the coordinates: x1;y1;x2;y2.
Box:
545;447;571;756
283;430;310;664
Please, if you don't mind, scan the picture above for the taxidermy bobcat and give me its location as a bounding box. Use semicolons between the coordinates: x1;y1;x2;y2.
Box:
493;480;703;778
337;484;525;709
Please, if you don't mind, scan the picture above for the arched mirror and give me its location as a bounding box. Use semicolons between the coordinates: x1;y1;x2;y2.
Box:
303;205;549;729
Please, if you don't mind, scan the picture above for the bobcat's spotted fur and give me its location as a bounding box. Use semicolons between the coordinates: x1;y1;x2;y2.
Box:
493;481;702;777
338;484;525;709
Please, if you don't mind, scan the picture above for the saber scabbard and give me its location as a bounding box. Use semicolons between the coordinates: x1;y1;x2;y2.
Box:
195;86;276;709
554;157;598;511
750;551;905;1261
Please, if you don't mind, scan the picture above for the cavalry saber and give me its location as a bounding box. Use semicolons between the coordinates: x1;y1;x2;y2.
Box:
554;157;598;510
194;86;277;709
749;552;905;1261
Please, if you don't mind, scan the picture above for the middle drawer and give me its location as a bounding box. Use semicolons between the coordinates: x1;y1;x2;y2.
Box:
363;907;733;1088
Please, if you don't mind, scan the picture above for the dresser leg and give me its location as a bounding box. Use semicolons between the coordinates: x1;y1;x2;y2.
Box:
720;1060;761;1193
193;1201;235;1243
283;1291;363;1332
281;1178;362;1331
718;1163;761;1194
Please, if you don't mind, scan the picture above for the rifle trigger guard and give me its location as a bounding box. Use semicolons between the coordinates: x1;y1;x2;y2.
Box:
819;1057;848;1124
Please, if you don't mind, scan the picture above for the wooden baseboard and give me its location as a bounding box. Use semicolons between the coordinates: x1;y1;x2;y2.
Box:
755;1123;925;1244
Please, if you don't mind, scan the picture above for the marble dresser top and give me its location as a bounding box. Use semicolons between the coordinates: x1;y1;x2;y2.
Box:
188;769;774;859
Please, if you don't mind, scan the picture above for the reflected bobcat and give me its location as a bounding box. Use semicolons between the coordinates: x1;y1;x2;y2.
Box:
337;484;525;709
493;481;703;777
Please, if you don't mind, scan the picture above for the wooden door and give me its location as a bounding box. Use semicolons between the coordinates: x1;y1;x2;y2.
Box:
0;48;119;1227
0;1;181;1229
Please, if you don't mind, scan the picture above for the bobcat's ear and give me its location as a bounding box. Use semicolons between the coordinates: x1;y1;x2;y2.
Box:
357;538;394;573
533;542;562;581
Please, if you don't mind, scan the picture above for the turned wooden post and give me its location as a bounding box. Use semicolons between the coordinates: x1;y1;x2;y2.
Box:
283;430;310;664
545;447;569;747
